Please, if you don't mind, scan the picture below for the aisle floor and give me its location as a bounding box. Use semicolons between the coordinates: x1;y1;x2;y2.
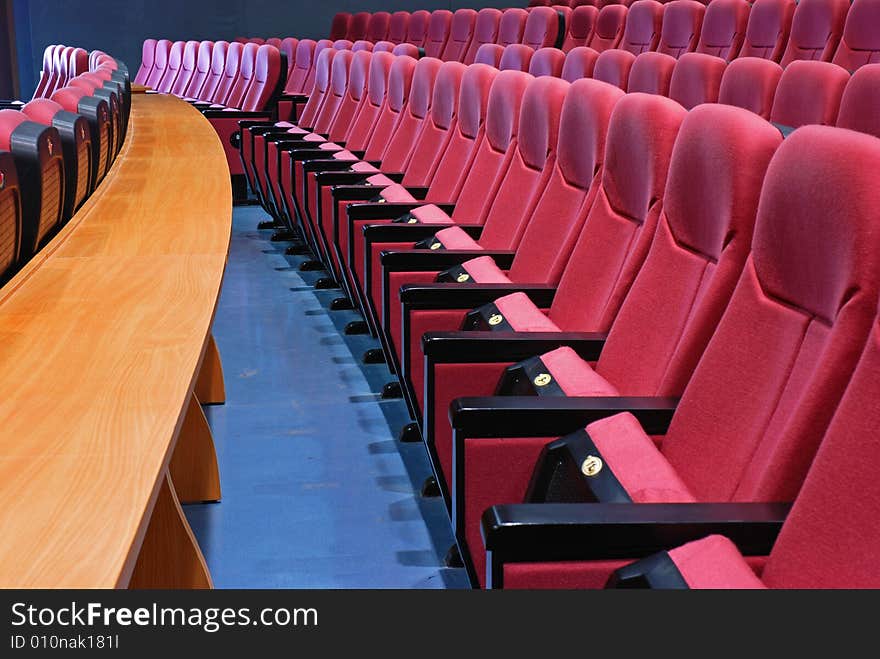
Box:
184;206;470;589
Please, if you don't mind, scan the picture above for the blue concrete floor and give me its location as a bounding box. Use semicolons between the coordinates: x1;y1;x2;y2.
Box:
184;205;469;589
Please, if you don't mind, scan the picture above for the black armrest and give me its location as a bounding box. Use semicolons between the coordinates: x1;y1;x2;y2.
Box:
279;93;309;104
331;184;384;201
451;396;679;438
423;330;605;362
349;202;456;222
404;186;430;200
316;172;370;186
405;286;556;311
286;147;335;159
203;109;272;119
302;160;356;174
240;120;277;130
481;502;790;567
381;250;515;271
382;172;405;183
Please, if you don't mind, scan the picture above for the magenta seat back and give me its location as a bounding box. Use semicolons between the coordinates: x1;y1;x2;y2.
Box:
464;8;503;63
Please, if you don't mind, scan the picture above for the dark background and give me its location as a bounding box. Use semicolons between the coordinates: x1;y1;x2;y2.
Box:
9;0;514;99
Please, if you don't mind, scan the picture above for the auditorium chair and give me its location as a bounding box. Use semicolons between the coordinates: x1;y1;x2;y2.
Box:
406;10;431;48
366;12;392;44
627;51;676;94
280;38;298;77
347;13;371;42
51;86;111;183
207;42;257;109
352;40;373;53
463;9;503;64
618;0;663;54
169;41;199;97
586;5;627;52
592;48;636;88
778;0;848;67
266;37;282;50
21;98;93;222
68;74;121;159
389;11;410;46
0;109;64;259
155;41;184;94
522;6;564;49
0;152;21;280
738;0;794;61
528;48;567;77
425;11;454;59
303;40;334;95
474;44;505;68
499;44;535;72
561;46;600;80
330;12;351;42
656;0;705;57
441;9;478;62
35;45;60;98
718;57;782;119
498;9;529;47
695;0;750;60
668;52;727;108
475;125;880;589
831;0;880;71
183;41;214;100
769;60;849;134
392;43;421;58
561;6;599;51
836;64;880;138
332;40;354;51
53;46;73;93
69;48;89;79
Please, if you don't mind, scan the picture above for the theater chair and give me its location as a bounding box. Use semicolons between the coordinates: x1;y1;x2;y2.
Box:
134;40;156;86
522;6;564;50
562;6;599;51
442;9;477;62
592;48;636;88
34;45;60;98
718;57;782;119
347;13;371;42
668;52;727;109
0;152;21;280
155;41;184;94
185;40;226;103
656;1;706;57
169;41;199;97
836;64;880;138
274;39;315;122
266;38;282;50
367;12;392;44
183;41;214;101
498;9;529;47
425;11;453;59
779;0;848;67
0;110;64;260
51;87;111;184
406;10;431;49
618;0;663;54
22;98;92;221
280;38;298;76
499;44;536;72
610;290;880;590
474;44;505;68
627;51;676;94
695;0;750;60
561;46;600;80
529;48;566;77
769;60;849;135
67;75;120;161
330;12;351;42
831;0;880;71
476;125;880;589
587;5;627;52
463;9;503;64
69;48;89;79
389;11;410;46
738;0;793;61
352;41;373;53
332;40;353;52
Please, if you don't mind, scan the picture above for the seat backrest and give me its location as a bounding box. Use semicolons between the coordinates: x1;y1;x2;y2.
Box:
506;78;624;284
696;0;750;60
522;6;562;49
562;46;600;81
762;293;880;588
134;39;156;85
185;41;213;99
425;10;453;58
472;76;568;251
367;12;391;43
475;43;505;68
425;64;499;203
332;39;353;50
331;12;351;41
627;50;676;94
201;40;228;101
33;44;57;98
529;47;567;76
836;63;880;138
372;41;395;54
669;52;727;109
347;12;371;42
442;8;477;62
325;50;372;143
739;0;794;61
266;37;282;49
719;56;782;119
406;10;431;47
280;38;298;74
170;40;199;97
593;48;636;89
449;70;532;223
832;0;880;72
362;55;418;162
769;59;849;129
546;93;687;332
224;42;258;109
393;43;421;58
304;40;333;95
500;44;536;72
343;51;394;152
57;46;74;89
779;0;849;67
313;49;354;134
285;39;315;94
593;104;781;398
588;5;627;52
352;40;373;53
657;0;706;58
157;41;184;94
464;8;503;63
240;44;281;112
145;39;170;88
389;11;410;45
69;47;89;78
660;125;880;504
499;9;529;47
620;0;664;54
297;46;337;127
563;5;599;51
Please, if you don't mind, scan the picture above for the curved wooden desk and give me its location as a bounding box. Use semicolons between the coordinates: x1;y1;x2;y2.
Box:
0;93;231;588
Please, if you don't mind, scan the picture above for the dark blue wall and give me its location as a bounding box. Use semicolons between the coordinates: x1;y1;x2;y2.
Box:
13;0;513;99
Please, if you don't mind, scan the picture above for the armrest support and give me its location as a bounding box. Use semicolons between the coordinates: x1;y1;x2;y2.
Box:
279;93;309;104
402;285;555;310
381;250;515;271
423;331;605;362
349;203;456;222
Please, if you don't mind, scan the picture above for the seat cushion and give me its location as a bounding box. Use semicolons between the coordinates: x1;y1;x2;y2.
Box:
541;346;620;396
667;536;767;589
435;226;482;250
461;255;512;283
585;413;697;503
379;184;418;203
493;292;562;332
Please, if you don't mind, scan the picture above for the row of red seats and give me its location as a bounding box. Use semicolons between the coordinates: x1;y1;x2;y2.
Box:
0;49;129;282
236;41;880;586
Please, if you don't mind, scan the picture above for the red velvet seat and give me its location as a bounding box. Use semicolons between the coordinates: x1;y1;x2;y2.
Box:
561;46;600;80
351;41;372;53
68;47;88;79
474;44;505;68
279;38;298;76
522;6;563;50
695;0;750;60
183;41;213;100
668;52;727;109
562;6;599;51
718;57;782;119
499;44;536;72
216;42;258;109
367;12;392;44
33;45;60;98
498;9;529;47
831;0;880;71
442;9;477;62
285;40;315;95
332;40;353;51
346;13;371;42
769;60;849;130
619;0;663;54
739;0;794;61
778;0;848;67
239;44;282;112
392;43;421;58
587;5;627;52
156;41;184;94
836;63;880;138
528;48;566;77
464;9;503;64
207;41;243;106
405;10;431;48
388;11;410;45
190;40;226;102
592;48;636;89
169;41;199;97
304;40;333;95
425;11;454;59
656;0;706;58
627;51;676;94
330;12;351;41
265;37;282;50
144;39;170;89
